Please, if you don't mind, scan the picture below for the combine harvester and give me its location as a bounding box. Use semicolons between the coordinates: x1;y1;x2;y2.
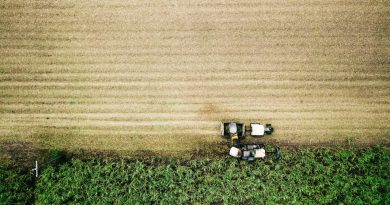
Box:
220;122;280;161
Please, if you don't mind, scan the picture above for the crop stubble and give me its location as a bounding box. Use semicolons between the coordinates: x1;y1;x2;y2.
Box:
0;0;389;153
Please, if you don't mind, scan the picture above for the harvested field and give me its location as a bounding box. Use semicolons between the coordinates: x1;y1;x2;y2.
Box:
0;0;389;154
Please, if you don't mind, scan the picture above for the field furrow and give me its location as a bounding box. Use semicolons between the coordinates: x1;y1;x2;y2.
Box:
0;0;389;152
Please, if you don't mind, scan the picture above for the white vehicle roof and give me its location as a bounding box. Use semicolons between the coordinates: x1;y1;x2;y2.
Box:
254;148;266;158
229;123;237;134
229;147;241;158
251;124;265;136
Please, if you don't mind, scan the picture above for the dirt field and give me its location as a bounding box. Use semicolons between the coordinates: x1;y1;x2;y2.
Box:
0;0;389;154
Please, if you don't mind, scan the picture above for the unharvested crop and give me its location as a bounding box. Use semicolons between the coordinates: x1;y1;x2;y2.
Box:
30;147;389;204
0;166;33;204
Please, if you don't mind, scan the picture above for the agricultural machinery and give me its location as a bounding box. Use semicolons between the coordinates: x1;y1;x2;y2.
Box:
220;122;280;161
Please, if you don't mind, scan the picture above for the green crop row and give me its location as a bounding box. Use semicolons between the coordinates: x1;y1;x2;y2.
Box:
1;146;389;204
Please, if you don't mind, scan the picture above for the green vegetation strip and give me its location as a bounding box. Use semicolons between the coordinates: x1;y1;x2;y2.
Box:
1;147;389;204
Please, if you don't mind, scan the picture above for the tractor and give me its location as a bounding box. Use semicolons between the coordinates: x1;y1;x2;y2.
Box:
220;122;279;161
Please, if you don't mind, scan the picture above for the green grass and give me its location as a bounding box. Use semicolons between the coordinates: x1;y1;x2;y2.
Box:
1;146;389;204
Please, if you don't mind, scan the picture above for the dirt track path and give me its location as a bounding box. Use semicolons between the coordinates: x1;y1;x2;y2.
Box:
1;0;389;153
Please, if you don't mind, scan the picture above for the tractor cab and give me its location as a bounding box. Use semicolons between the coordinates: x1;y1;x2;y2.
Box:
250;123;274;136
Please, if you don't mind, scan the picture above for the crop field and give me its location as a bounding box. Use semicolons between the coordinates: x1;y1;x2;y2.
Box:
0;0;389;153
1;147;389;204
